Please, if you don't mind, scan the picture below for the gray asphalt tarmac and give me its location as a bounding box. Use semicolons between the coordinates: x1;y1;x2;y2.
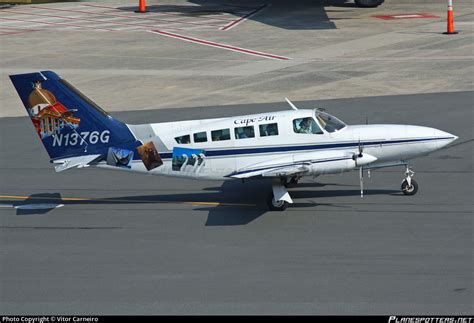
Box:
0;91;472;314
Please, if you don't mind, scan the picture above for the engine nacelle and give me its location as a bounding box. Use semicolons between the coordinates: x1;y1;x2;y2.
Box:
354;153;377;167
309;153;377;175
310;157;356;175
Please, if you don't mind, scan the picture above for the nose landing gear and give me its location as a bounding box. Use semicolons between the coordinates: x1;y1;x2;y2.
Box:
401;166;418;195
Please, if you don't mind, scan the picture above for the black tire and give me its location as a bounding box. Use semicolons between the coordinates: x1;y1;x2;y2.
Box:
401;179;419;196
266;192;289;211
354;0;384;8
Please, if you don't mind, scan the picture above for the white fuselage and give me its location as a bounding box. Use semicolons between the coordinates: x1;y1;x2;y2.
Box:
96;109;457;180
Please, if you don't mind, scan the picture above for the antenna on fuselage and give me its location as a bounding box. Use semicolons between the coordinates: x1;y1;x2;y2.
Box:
285;97;298;111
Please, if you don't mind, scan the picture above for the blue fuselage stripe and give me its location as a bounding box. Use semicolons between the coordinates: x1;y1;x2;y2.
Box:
150;136;453;161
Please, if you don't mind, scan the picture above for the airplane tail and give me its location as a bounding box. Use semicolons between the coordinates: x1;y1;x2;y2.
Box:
9;71;138;161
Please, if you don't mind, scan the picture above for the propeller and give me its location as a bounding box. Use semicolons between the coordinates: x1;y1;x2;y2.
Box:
352;140;364;198
358;140;364;158
351;140;377;197
352;140;364;161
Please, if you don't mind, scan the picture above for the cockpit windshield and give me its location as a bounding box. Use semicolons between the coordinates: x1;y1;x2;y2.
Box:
314;110;346;133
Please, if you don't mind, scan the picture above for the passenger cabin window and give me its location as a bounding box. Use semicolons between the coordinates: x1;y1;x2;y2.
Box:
211;128;231;141
293;117;323;135
175;134;190;144
235;126;255;139
259;123;279;137
193;131;207;143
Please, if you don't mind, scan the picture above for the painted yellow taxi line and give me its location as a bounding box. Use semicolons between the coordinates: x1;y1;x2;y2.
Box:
0;195;248;207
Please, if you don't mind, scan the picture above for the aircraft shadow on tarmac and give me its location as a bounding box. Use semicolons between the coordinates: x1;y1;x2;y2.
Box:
3;182;398;226
114;0;363;30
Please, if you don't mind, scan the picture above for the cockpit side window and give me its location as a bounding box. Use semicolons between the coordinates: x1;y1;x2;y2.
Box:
293;117;323;135
315;111;346;133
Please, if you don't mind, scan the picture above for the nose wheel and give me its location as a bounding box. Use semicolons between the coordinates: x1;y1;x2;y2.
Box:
401;166;418;195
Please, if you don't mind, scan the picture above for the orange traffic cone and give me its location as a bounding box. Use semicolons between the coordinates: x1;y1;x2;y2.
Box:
444;0;458;34
135;0;148;13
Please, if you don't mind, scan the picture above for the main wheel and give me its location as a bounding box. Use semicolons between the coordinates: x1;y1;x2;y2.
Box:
266;192;289;211
354;0;384;8
401;179;418;196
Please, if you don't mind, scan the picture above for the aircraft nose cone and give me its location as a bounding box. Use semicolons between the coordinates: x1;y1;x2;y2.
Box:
434;129;458;140
433;129;458;148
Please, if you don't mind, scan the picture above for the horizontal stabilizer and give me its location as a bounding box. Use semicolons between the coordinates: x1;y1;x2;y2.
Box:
53;154;102;172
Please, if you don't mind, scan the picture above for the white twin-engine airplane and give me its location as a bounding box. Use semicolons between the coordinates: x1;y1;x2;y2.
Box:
11;71;458;210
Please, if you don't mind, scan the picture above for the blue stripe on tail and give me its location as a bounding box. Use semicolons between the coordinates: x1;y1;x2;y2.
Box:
10;71;139;160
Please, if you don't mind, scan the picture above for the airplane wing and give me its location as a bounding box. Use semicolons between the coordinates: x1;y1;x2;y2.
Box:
52;154;102;172
229;163;310;179
227;150;355;179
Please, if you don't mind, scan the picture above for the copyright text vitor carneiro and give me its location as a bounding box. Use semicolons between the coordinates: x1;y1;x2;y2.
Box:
2;317;98;323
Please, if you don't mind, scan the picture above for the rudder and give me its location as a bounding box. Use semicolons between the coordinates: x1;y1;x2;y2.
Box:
9;71;138;160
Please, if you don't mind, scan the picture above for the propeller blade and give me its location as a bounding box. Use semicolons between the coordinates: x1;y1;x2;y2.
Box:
358;140;364;157
285;97;299;111
359;166;364;198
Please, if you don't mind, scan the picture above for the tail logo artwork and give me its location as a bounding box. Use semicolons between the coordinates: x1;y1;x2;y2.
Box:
27;81;80;139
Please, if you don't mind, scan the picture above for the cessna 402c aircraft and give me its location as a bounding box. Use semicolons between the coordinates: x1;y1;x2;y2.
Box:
11;71;457;210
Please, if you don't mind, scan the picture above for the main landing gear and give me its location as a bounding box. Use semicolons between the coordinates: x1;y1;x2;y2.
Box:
267;193;289;211
267;179;293;211
401;165;418;196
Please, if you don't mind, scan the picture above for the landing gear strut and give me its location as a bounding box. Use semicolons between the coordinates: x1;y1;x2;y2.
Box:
401;165;418;195
284;176;300;188
267;180;293;211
